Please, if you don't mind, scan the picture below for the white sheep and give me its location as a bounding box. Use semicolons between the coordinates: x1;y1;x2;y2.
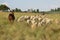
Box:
31;22;37;29
40;18;46;25
30;16;34;20
38;17;42;22
45;18;51;25
26;19;31;24
31;20;36;24
55;19;60;24
38;22;42;27
24;15;30;19
17;16;24;22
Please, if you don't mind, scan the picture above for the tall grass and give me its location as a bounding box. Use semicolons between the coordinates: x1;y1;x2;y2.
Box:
0;12;60;40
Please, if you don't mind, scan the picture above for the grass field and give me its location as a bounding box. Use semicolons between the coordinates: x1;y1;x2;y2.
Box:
0;12;60;40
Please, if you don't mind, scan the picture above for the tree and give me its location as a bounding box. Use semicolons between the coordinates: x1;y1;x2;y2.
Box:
51;8;60;12
51;9;54;12
57;8;60;11
0;4;10;11
36;9;39;13
27;9;33;13
14;8;21;12
32;9;36;13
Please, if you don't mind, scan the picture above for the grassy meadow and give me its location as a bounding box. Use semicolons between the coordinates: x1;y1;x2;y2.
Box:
0;12;60;40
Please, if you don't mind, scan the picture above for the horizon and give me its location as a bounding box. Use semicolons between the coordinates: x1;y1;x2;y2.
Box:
0;0;60;11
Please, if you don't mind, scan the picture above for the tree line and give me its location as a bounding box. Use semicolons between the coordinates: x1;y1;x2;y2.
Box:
51;8;60;12
0;4;60;13
0;4;40;13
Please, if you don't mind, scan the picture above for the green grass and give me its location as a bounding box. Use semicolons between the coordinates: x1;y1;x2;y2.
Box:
0;12;60;40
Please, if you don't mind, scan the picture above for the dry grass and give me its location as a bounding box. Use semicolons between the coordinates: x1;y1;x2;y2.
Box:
0;12;60;40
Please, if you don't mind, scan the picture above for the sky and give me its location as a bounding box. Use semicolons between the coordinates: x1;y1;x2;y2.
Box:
0;0;60;11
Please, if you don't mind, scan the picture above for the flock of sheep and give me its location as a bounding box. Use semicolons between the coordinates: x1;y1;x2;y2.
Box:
17;14;54;29
17;15;60;28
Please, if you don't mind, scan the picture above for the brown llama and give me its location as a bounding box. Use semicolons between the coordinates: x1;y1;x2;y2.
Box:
8;11;15;23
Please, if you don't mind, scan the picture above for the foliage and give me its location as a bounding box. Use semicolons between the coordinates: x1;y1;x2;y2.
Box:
0;4;10;11
51;8;60;12
27;9;40;13
13;8;22;12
